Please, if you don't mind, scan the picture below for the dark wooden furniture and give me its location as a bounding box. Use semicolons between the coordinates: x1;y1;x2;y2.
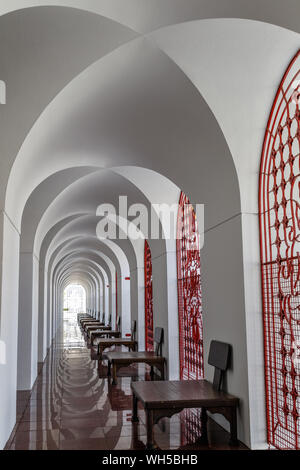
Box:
106;327;165;385
90;329;121;345
78;315;92;323
79;318;98;326
97;320;137;361
85;324;110;335
81;320;104;330
90;316;121;344
131;340;239;449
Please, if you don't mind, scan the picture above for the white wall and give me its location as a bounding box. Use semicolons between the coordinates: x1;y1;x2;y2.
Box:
0;213;20;449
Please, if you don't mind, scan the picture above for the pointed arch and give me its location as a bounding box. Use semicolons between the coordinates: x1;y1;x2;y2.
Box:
259;50;300;450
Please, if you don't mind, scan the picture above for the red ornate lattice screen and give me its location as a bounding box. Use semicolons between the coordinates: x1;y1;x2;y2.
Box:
144;240;154;351
115;271;118;326
259;50;300;450
177;192;204;380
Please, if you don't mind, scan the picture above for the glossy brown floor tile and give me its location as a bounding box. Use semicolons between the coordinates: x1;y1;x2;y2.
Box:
5;314;248;450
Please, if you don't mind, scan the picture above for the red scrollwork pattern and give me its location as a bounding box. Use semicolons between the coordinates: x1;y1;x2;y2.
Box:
177;191;204;379
115;271;118;326
144;240;154;352
259;50;300;449
177;192;204;444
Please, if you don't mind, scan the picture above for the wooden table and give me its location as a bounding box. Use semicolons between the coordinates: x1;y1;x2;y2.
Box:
90;330;121;345
106;351;165;385
131;379;239;449
85;325;111;334
97;338;137;360
81;321;104;330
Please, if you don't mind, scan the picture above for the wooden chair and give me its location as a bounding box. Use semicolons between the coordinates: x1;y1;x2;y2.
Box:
131;340;239;449
106;327;165;385
97;320;137;361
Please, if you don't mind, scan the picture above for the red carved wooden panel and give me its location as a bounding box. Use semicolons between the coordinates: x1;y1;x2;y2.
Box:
177;192;204;380
259;50;300;449
144;240;154;351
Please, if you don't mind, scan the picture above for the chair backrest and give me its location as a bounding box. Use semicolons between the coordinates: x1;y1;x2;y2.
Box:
131;320;137;341
208;340;231;391
116;316;121;331
154;327;164;356
108;313;112;326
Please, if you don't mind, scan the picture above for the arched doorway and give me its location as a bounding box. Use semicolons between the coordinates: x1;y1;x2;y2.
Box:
63;284;86;316
259;50;300;450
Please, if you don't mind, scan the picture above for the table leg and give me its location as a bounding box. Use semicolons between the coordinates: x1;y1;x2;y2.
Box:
197;407;208;443
150;366;154;380
107;360;111;376
112;362;117;385
229;406;238;446
131;393;139;423
159;363;165;380
146;409;155;450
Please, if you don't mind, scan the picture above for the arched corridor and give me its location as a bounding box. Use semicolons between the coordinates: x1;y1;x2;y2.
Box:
0;0;299;453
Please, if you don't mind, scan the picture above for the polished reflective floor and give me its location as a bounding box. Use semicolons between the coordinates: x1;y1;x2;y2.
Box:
5;315;247;450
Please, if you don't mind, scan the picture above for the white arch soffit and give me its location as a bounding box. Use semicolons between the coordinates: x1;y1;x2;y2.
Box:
51;241;117;283
111;166;181;251
54;254;110;290
45;216;135;276
148;18;300;214
5;26;240;232
2;13;299;230
58;268;100;297
57;258;103;284
49;247;106;289
0;6;139;211
32;168;160;257
1;1;300;34
50;216;139;274
56;257;108;286
20;168;98;255
50;235;124;280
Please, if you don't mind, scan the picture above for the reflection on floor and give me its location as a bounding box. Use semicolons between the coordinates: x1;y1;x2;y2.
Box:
5;315;248;450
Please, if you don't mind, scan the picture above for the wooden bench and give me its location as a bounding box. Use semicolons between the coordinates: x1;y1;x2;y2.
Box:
97;320;137;362
131;340;239;449
106;327;165;385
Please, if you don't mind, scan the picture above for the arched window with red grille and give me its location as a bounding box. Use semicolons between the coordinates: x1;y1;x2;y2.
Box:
259;50;300;450
177;191;204;380
144;240;154;351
